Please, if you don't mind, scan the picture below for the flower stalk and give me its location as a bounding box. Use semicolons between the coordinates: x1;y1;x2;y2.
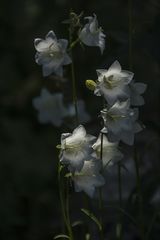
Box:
69;12;79;126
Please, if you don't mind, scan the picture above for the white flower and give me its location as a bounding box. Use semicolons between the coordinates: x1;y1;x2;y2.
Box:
72;159;105;197
60;125;96;172
101;100;142;145
34;30;72;77
33;88;68;126
129;81;147;106
92;134;123;168
95;61;134;105
67;99;91;124
79;14;106;54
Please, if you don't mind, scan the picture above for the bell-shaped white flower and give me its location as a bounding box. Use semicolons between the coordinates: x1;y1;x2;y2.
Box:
92;134;123;168
79;14;106;54
101;99;142;145
34;30;72;77
60;125;96;172
129;81;147;106
72;159;105;197
95;61;134;105
32;88;68;126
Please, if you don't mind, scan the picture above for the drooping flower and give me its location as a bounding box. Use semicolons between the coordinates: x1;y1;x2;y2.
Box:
72;159;105;197
67;99;91;124
101;99;142;145
32;88;68;126
129;81;147;106
34;30;72;77
60;125;96;172
94;61;134;105
79;14;106;54
92;134;123;168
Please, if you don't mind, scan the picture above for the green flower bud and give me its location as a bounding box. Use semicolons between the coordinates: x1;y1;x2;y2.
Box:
85;80;97;91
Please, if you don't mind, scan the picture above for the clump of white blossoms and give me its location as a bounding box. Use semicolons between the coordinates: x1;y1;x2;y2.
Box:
32;88;68;126
92;134;123;168
72;159;105;197
101;100;142;145
129;81;147;106
34;30;72;77
59;125;96;172
79;14;106;54
33;90;91;127
94;61;134;105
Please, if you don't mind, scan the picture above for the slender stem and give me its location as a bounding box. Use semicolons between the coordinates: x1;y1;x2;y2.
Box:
128;1;145;238
58;164;68;231
118;163;122;208
66;178;74;239
116;162;123;240
98;133;104;240
145;212;160;240
69;13;79;126
58;163;73;239
69;38;80;51
134;147;145;240
128;0;133;70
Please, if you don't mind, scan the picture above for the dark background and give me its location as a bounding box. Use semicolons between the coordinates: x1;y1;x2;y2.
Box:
0;0;160;239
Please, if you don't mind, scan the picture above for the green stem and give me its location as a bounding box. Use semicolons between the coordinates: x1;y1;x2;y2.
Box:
58;163;73;239
118;163;122;208
69;14;79;126
66;178;74;239
98;133;104;240
145;212;160;240
128;0;133;70
69;38;80;51
128;1;145;238
134;147;145;240
116;162;123;240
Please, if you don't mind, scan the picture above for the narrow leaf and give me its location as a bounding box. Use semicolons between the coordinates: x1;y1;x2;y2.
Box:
54;234;69;239
81;208;102;231
72;220;83;227
85;233;91;240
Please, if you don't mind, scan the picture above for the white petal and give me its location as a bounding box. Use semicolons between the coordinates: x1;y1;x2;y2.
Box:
131;95;145;106
108;60;121;73
59;39;68;50
54;66;63;77
63;54;72;65
121;130;134;145
134;83;147;94
46;30;56;40
34;38;53;52
120;70;134;83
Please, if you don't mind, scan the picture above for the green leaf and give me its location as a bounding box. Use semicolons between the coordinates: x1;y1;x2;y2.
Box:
56;144;62;149
64;173;72;178
116;223;122;238
54;234;70;239
81;208;102;231
58;164;64;174
72;220;83;227
85;233;91;240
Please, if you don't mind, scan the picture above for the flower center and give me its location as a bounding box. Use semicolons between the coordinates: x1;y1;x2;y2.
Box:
49;42;63;58
103;75;120;89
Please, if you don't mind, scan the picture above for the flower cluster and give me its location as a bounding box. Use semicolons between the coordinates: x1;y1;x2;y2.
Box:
86;60;146;146
33;88;90;127
59;125;122;197
34;14;105;77
33;13;146;199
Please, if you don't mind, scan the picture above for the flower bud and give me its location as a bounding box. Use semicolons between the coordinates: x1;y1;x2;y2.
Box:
85;80;97;91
